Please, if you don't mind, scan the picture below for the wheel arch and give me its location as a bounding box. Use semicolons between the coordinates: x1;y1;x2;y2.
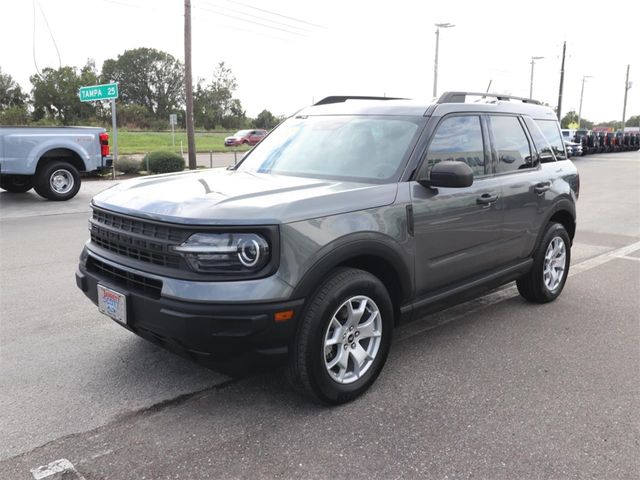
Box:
36;148;86;173
291;238;413;326
535;199;576;251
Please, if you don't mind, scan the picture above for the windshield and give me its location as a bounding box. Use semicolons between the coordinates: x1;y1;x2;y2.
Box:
235;130;252;136
237;115;423;182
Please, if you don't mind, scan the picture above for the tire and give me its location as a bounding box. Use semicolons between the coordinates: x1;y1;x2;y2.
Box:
33;161;81;201
288;267;393;404
1;175;33;193
517;222;571;303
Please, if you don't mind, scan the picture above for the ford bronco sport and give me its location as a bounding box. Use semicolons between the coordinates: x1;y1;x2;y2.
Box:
76;92;579;404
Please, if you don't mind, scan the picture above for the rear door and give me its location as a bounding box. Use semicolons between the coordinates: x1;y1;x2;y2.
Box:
486;114;548;262
411;114;504;295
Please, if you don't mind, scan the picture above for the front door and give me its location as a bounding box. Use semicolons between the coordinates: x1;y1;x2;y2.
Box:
411;114;504;297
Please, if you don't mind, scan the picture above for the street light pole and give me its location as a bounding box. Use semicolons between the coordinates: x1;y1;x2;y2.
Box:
433;23;455;98
622;64;631;134
577;75;592;129
529;56;544;99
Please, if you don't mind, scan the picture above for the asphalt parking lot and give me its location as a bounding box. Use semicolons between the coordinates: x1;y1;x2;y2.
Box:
1;152;638;479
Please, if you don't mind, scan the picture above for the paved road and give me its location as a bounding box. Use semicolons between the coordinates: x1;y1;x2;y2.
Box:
1;152;638;479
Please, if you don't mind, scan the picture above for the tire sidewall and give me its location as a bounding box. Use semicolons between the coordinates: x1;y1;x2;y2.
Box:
535;223;571;301
36;162;81;201
1;176;33;193
303;272;393;403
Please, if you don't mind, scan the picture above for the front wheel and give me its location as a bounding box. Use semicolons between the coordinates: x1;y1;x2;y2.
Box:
288;268;393;404
34;161;81;201
1;175;33;193
517;222;571;303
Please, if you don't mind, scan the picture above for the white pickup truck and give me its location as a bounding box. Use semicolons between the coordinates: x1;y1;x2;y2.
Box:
0;126;112;200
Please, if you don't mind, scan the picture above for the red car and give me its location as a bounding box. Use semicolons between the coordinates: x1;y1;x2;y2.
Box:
224;129;267;147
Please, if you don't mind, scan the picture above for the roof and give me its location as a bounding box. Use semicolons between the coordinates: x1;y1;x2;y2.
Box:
296;92;558;120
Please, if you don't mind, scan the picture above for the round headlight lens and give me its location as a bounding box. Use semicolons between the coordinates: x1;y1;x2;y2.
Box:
237;238;260;267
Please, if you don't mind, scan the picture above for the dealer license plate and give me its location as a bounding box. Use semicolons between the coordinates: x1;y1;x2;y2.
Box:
97;284;127;325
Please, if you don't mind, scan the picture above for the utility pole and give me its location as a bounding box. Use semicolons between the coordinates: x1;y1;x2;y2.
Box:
433;23;454;98
577;75;592;129
184;0;196;170
556;41;566;120
622;64;630;133
529;56;544;99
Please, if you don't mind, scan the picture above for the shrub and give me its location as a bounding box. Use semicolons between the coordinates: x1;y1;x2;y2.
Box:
115;156;141;174
144;151;185;174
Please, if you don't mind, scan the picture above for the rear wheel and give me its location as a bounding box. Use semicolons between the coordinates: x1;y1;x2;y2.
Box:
0;175;33;193
34;161;81;201
517;222;571;303
288;268;393;404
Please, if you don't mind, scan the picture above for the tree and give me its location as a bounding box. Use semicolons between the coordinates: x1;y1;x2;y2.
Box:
30;61;99;125
102;48;184;119
193;62;245;130
561;110;593;129
0;68;27;110
625;115;640;127
0;68;29;125
253;109;279;129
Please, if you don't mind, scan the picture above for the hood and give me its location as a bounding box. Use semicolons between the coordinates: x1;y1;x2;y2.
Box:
92;169;398;225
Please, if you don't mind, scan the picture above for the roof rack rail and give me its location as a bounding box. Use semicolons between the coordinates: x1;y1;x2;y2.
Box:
437;91;542;105
314;95;406;106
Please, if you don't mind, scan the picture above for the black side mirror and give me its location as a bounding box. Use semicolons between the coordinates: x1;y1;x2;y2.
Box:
418;161;473;188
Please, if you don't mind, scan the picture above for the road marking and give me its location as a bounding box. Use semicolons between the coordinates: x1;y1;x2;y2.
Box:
569;241;640;275
396;239;640;342
30;458;86;480
614;255;640;262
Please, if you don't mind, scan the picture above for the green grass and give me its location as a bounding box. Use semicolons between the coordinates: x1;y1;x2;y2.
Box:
110;130;251;155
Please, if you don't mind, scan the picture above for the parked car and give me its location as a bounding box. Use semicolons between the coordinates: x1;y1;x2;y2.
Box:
224;129;268;147
561;128;577;143
564;140;583;157
77;92;579;404
0;126;112;200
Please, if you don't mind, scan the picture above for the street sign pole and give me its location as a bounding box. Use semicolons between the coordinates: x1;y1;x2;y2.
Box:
169;113;177;148
78;82;119;179
111;99;118;180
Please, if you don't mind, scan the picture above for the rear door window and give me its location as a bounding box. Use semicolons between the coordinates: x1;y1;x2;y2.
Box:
424;115;487;178
535;119;566;161
487;115;535;173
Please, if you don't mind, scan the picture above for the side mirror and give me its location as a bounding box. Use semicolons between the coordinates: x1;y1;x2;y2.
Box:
418;161;473;188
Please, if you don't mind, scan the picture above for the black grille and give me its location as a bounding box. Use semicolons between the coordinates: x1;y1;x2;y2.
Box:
92;209;185;241
90;209;186;269
87;257;162;298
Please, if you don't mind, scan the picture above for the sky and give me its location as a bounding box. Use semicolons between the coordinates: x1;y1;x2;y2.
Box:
1;0;638;123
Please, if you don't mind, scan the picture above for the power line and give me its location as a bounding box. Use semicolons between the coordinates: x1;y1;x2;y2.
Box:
37;0;62;69
32;0;41;77
100;0;146;9
219;0;326;29
199;0;313;33
193;3;307;37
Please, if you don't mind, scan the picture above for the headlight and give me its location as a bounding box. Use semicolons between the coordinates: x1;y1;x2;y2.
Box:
172;233;270;273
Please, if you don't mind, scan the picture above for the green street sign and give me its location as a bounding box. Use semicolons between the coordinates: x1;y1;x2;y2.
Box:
79;83;118;102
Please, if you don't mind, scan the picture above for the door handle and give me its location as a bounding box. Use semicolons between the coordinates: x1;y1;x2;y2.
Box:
476;193;499;205
534;182;551;195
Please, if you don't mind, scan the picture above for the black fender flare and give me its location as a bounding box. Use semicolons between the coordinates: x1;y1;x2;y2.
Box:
534;197;577;251
290;233;413;304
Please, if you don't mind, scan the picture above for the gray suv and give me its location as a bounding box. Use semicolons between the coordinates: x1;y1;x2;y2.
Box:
76;92;579;404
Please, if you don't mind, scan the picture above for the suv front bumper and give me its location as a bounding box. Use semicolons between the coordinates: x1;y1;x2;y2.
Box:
76;252;304;365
